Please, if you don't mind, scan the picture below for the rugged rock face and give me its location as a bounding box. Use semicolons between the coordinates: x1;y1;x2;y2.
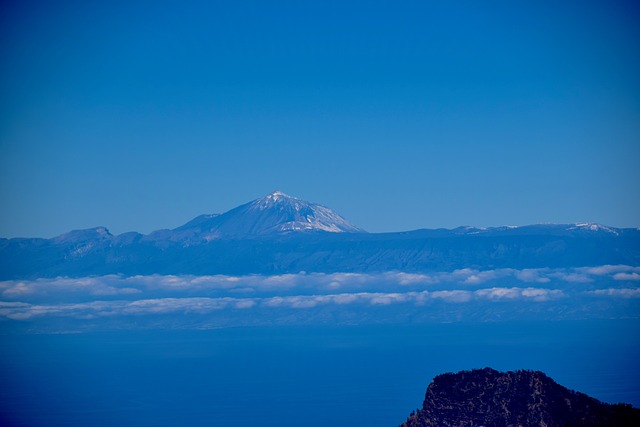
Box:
400;368;640;427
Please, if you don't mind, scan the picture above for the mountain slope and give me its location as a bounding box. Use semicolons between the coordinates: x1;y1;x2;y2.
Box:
0;192;639;279
400;368;640;427
148;191;364;243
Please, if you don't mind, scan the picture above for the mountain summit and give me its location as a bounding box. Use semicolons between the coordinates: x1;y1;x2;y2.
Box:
167;191;365;242
1;192;638;279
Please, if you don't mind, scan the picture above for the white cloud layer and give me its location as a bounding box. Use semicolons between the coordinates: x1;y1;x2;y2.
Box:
3;265;638;301
613;272;640;281
0;285;629;321
1;265;638;324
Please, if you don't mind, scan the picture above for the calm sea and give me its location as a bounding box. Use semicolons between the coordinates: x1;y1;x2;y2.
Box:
2;319;639;427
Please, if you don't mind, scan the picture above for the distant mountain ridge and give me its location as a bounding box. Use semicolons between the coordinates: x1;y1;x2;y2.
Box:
399;368;640;427
47;191;363;245
1;192;639;279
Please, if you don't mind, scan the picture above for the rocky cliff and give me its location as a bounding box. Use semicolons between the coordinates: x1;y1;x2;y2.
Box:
400;368;640;427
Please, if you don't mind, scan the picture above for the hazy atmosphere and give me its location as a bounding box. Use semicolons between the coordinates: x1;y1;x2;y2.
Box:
1;0;639;238
1;2;639;427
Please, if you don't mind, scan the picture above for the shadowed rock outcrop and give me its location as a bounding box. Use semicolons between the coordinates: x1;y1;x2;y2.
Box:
400;368;640;427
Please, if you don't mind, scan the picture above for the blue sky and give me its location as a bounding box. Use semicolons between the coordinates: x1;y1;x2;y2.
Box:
1;0;638;237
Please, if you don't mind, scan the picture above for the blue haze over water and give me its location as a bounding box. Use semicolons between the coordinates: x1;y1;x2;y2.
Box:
2;264;640;425
2;320;639;427
2;1;639;424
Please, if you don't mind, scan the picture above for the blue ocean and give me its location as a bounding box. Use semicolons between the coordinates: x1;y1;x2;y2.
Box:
2;319;639;427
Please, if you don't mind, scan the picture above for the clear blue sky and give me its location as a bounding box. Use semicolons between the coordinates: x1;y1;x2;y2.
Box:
1;0;638;237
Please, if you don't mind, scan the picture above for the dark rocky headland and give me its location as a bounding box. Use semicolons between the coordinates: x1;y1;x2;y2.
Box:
400;368;640;427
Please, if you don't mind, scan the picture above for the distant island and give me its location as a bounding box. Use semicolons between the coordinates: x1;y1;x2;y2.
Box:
1;192;638;279
400;368;640;427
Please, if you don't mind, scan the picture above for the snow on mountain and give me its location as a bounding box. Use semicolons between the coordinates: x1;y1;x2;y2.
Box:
3;198;638;279
40;195;629;247
167;191;365;242
569;222;620;235
448;223;625;237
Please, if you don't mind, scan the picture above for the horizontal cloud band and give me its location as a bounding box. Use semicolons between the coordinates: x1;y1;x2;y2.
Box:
6;286;640;321
1;266;638;324
2;265;640;301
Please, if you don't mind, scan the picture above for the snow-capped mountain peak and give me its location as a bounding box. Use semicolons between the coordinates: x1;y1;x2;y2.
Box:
235;191;365;235
255;190;299;210
163;191;365;242
266;190;289;200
